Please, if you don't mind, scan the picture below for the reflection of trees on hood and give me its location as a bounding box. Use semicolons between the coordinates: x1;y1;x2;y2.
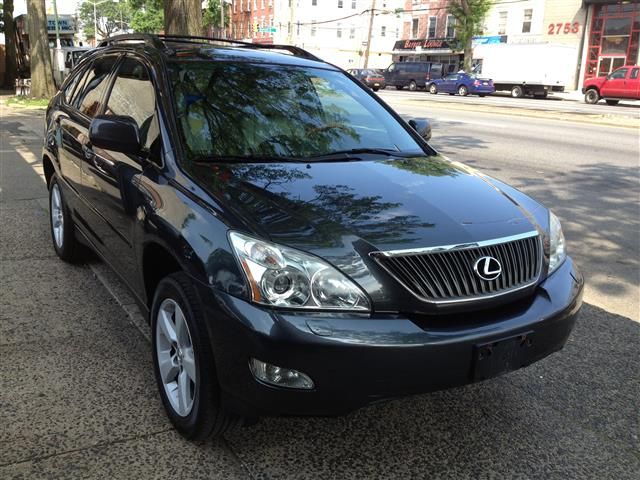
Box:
170;61;359;159
386;156;460;178
190;164;434;248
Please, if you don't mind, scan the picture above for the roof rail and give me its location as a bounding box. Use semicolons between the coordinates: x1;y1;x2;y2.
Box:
98;33;166;50
98;33;321;62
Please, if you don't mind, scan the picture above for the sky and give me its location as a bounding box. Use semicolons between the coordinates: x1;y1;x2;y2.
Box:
14;0;81;16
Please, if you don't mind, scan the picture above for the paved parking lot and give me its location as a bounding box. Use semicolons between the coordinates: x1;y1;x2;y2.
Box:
1;103;638;479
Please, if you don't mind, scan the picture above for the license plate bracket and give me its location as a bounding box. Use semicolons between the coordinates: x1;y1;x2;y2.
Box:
472;331;534;381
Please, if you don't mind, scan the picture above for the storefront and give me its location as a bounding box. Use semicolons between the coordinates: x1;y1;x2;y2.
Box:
392;39;462;74
584;1;640;80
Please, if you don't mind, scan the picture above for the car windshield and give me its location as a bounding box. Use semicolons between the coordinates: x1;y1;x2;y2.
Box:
167;61;424;161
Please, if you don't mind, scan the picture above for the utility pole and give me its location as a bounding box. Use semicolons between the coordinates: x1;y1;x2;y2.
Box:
363;0;376;69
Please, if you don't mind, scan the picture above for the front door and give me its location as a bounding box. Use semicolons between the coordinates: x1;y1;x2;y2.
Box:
81;55;161;282
440;74;458;93
601;67;630;98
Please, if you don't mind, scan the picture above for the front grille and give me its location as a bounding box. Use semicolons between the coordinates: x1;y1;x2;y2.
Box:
371;232;543;304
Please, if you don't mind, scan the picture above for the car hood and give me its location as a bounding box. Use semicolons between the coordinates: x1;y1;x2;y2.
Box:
189;155;543;253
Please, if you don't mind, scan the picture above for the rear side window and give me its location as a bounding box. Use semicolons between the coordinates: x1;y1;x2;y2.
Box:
105;57;160;158
74;55;119;118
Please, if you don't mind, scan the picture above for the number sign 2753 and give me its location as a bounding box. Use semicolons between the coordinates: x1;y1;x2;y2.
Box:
548;22;580;35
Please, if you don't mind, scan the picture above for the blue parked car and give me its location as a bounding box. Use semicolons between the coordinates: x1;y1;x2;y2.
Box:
428;73;495;97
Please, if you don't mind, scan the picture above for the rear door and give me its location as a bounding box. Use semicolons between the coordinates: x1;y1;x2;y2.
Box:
601;67;629;97
81;55;161;280
58;54;121;235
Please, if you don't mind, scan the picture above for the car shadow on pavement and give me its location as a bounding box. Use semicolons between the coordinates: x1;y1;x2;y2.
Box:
429;119;491;153
510;162;639;308
225;303;639;479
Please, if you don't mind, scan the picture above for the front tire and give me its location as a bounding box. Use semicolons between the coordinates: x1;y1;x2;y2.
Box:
408;80;417;91
511;85;524;98
584;89;599;104
151;272;239;440
429;84;438;94
395;85;404;90
458;85;468;96
49;173;81;263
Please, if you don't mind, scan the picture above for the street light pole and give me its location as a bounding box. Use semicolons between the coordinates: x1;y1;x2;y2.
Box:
86;0;114;46
52;0;64;85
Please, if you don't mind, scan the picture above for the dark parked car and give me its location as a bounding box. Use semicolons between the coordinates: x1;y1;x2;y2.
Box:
347;68;386;91
429;72;495;97
583;66;640;105
384;61;444;91
44;34;583;440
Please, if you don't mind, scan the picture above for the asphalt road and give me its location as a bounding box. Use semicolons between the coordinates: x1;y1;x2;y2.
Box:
1;100;638;479
380;91;640;321
378;88;640;118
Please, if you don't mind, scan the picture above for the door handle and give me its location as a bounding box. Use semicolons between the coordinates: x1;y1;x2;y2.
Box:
82;144;94;160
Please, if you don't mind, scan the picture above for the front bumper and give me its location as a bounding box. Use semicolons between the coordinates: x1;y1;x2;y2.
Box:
198;257;583;417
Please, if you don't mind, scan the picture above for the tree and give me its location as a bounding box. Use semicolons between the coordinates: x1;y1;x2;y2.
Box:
27;0;55;98
78;0;132;42
202;0;229;36
2;0;18;88
164;0;202;36
449;0;491;73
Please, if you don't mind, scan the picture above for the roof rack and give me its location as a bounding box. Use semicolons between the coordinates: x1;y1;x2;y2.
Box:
98;33;321;62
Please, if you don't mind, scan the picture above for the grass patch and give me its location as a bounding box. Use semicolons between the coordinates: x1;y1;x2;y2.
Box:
6;96;50;108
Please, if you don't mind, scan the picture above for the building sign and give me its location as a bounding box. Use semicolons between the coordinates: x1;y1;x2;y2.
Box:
393;38;455;51
473;35;507;45
47;15;76;34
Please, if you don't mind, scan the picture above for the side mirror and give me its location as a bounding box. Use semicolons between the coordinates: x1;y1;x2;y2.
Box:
409;118;432;142
89;115;141;155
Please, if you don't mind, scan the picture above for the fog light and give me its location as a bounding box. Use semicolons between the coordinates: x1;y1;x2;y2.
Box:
249;358;314;390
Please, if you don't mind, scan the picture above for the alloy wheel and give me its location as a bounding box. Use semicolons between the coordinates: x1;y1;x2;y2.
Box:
155;298;197;417
50;183;64;248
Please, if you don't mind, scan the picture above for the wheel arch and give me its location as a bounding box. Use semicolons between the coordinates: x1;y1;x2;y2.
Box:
42;153;56;187
142;240;188;310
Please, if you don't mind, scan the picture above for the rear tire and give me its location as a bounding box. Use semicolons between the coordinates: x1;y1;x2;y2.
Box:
408;80;417;91
429;84;438;94
151;272;240;440
48;174;82;263
458;85;468;96
511;85;524;98
605;99;619;106
584;88;599;104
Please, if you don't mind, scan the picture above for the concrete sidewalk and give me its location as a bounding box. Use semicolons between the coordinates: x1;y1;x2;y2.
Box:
1;102;639;479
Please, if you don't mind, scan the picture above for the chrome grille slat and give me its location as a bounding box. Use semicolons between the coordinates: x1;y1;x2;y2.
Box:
371;232;542;304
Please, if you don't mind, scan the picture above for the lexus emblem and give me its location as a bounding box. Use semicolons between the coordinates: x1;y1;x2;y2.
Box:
474;256;502;281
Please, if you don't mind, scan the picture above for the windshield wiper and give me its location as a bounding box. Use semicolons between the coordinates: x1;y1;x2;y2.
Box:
192;154;298;163
307;148;422;160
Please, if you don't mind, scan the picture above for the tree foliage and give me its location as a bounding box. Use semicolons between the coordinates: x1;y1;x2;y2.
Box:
78;0;132;41
448;0;491;72
203;0;230;31
128;0;163;33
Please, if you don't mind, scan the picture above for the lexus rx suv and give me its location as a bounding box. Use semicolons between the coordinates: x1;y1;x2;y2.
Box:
43;34;583;440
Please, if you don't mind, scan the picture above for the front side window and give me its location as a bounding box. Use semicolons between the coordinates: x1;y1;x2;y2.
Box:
104;57;160;155
610;68;629;79
75;55;119;118
167;62;424;161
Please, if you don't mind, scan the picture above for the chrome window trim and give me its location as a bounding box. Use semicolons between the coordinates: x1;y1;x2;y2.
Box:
373;230;540;257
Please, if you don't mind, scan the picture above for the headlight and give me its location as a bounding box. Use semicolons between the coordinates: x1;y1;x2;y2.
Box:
548;211;566;274
229;231;371;311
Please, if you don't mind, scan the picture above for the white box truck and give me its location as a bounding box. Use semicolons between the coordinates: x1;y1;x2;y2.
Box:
473;43;577;98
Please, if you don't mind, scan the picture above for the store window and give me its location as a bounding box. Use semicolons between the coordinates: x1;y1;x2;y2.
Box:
311;20;316;36
381;26;386;37
522;9;532;33
337;23;342;38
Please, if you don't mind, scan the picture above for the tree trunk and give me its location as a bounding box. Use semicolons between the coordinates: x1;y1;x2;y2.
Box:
463;36;473;73
3;0;18;89
27;0;56;98
164;0;203;36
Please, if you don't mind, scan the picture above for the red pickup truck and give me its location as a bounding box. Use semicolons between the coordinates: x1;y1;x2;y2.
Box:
583;66;640;105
